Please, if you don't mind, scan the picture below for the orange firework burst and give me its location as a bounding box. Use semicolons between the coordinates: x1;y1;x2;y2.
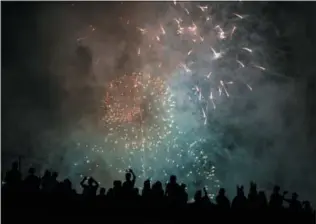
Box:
101;72;176;151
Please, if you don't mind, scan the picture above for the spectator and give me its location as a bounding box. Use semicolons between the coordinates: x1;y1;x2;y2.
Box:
258;190;268;209
269;185;285;210
216;188;230;210
80;176;99;198
41;170;51;193
1;164;314;223
152;181;164;207
23;167;40;193
248;181;259;210
284;192;302;212
165;175;181;205
180;183;188;205
50;172;59;193
122;169;136;197
4;161;21;192
142;179;151;205
232;185;247;211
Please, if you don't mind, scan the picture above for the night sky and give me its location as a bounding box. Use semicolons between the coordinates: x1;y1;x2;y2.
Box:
2;2;316;200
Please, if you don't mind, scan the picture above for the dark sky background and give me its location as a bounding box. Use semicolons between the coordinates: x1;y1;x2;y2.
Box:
2;2;316;199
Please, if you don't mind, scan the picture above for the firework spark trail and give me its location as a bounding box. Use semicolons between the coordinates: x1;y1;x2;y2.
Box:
127;2;269;190
70;70;219;193
136;3;270;89
71;2;273;196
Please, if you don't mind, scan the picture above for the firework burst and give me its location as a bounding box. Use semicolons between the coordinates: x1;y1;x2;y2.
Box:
69;2;272;197
101;72;176;152
71;71;219;196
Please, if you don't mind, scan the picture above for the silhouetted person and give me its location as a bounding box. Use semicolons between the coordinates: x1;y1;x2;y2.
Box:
248;181;259;210
62;179;74;196
216;188;230;210
269;185;284;210
23;167;40;193
107;180;122;207
81;176;99;198
152;181;164;207
41;170;51;193
258;190;268;209
112;180;122;200
191;189;203;213
122;169;136;197
99;187;106;197
302;201;313;214
96;187;107;209
180;184;188;205
4;161;21;192
3;163;315;222
165;175;180;205
106;188;114;201
284;192;302;212
232;185;247;211
142;179;151;205
193;188;207;203
50;172;59;193
194;190;203;204
202;187;214;208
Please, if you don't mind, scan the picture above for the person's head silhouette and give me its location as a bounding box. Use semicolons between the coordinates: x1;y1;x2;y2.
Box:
100;187;106;195
125;172;132;181
170;175;177;184
88;177;94;186
219;188;226;196
194;190;202;202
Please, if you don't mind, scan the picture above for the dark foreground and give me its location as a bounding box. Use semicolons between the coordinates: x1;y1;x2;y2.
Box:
2;162;315;224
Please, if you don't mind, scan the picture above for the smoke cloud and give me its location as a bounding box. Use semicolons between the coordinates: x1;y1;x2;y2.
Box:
2;2;316;201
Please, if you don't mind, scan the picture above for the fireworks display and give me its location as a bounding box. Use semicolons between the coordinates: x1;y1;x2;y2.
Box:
4;1;316;205
68;2;272;196
101;72;175;151
72;70;219;196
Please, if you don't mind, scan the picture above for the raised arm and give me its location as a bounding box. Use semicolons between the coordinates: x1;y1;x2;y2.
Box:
203;187;208;196
91;177;99;188
80;176;87;188
129;169;136;185
203;187;210;201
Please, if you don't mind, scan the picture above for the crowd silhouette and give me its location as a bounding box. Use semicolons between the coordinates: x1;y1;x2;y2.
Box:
2;161;315;223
